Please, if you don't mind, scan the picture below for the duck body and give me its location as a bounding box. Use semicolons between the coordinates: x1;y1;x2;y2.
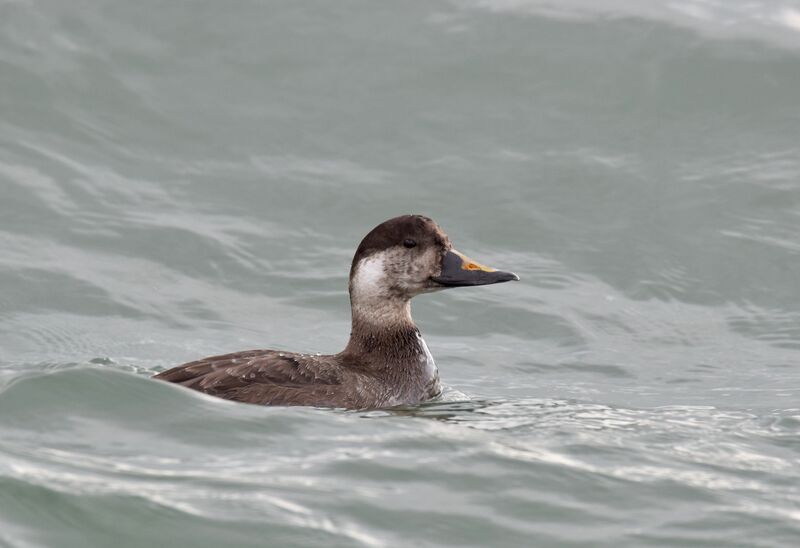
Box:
154;215;517;410
155;330;440;409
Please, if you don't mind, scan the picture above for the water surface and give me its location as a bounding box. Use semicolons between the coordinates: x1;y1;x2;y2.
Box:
1;1;799;546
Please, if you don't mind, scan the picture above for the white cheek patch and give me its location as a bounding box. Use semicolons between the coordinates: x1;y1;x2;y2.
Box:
353;252;388;296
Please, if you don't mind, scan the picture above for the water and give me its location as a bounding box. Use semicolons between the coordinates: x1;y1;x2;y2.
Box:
1;1;799;546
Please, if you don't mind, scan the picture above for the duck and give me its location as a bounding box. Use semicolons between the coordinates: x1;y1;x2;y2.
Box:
153;215;518;409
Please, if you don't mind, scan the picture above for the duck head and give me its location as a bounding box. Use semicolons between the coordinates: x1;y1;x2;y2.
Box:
348;215;518;325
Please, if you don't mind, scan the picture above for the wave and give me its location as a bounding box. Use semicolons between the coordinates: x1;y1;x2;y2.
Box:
452;0;800;51
1;368;798;546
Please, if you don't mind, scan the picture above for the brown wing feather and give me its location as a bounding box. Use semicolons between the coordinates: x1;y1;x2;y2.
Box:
154;350;348;406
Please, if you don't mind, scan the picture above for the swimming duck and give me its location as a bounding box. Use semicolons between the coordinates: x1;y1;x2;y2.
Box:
154;215;518;409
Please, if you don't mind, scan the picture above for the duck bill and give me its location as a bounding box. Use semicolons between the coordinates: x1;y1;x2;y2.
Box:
432;249;519;287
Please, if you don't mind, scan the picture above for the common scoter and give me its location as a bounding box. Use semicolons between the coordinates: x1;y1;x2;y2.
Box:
154;215;518;409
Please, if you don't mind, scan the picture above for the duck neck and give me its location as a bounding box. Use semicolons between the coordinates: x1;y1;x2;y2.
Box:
343;292;422;363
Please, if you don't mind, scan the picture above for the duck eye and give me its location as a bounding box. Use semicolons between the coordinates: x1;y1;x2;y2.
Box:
403;239;417;249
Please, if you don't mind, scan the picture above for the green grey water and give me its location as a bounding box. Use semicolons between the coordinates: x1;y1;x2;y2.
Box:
1;1;799;546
